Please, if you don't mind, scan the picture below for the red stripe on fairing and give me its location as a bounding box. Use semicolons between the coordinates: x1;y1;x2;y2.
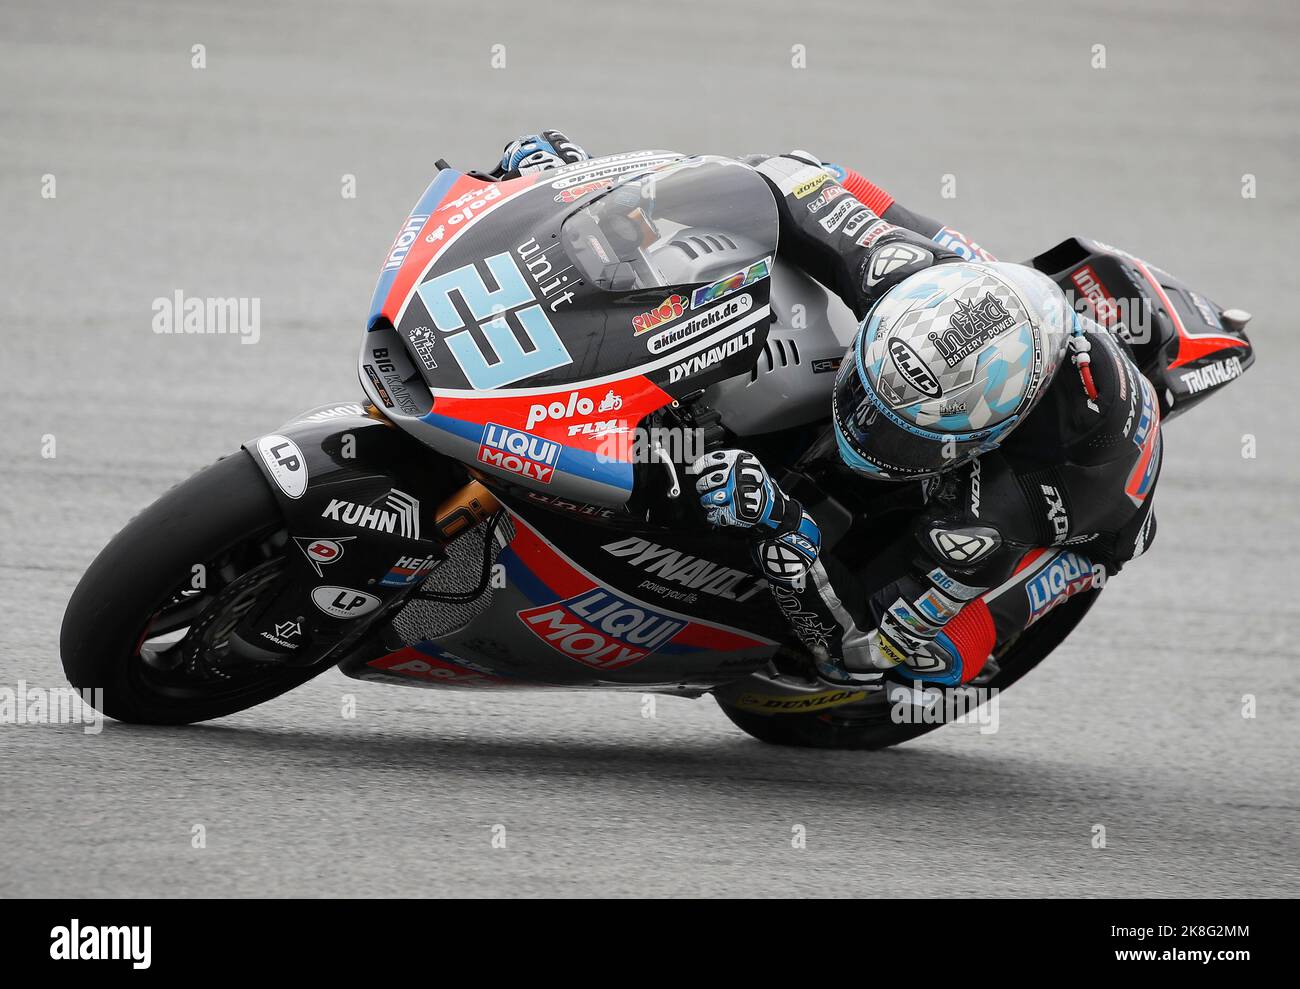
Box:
431;376;671;456
505;514;592;599
504;512;775;650
1132;260;1247;370
840;168;895;217
666;618;772;651
379;174;541;324
367;647;509;685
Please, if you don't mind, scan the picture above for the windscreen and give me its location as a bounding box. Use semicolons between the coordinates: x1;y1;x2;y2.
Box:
561;156;779;293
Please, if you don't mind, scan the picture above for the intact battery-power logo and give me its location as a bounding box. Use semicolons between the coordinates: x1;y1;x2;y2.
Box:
478;423;560;483
517;588;685;669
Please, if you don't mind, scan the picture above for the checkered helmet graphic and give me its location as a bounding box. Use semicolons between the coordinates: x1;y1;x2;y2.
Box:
833;261;1072;479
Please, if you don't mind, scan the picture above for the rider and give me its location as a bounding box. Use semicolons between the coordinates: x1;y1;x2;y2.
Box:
493;132;1163;689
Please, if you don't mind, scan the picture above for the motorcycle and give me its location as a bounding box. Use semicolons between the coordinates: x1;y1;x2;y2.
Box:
61;151;1255;748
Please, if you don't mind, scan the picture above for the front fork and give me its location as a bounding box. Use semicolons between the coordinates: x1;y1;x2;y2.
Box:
230;402;503;668
428;479;500;542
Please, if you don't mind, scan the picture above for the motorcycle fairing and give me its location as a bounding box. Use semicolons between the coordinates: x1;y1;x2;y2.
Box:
237;404;463;659
414;374;674;502
1030;237;1254;419
359;152;780;506
362;644;517;688
346;504;783;689
506;500;786;637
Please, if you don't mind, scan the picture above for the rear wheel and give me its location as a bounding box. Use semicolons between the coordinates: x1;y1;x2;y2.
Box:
61;452;341;725
715;591;1097;750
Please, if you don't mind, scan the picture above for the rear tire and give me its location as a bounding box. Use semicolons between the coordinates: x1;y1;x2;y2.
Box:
60;452;339;725
716;591;1098;750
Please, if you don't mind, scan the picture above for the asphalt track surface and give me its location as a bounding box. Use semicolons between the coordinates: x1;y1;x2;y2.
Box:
2;0;1298;897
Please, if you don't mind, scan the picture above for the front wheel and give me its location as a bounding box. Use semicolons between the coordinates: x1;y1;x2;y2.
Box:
61;452;341;725
715;591;1098;750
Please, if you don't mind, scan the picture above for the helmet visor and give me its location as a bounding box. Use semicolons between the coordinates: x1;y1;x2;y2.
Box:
832;356;988;479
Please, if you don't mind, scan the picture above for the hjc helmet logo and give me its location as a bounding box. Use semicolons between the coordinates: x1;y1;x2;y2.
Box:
887;337;943;398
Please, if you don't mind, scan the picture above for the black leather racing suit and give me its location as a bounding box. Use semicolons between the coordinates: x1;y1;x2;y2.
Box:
744;152;1163;686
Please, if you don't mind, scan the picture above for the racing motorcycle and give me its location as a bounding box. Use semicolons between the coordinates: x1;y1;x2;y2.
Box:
61;151;1255;748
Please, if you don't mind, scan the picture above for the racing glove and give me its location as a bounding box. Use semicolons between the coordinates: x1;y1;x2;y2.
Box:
496;130;590;177
691;449;822;585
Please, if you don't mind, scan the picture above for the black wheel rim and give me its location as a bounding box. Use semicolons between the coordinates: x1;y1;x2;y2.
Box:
129;527;316;705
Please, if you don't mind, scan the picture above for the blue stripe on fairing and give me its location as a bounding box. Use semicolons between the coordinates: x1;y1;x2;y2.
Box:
497;545;557;606
421;411;634;492
366;169;462;329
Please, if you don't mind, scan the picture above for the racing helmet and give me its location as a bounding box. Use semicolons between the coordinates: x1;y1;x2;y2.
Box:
832;261;1073;479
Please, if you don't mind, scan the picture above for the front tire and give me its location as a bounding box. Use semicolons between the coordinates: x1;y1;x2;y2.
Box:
61;452;339;725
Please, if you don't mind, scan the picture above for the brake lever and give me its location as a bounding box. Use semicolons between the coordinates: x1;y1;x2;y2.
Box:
652;440;681;499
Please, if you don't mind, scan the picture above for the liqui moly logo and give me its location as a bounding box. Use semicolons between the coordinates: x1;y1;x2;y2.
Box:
517;589;685;669
478;423;560;483
383;213;429;271
1025;551;1095;624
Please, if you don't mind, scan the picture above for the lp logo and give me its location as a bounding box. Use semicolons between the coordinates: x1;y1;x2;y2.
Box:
255;434;308;499
311;586;380;620
415;252;570;389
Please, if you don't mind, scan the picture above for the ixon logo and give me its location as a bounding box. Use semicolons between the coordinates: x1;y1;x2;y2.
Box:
478;423;560;483
517;589;685;670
